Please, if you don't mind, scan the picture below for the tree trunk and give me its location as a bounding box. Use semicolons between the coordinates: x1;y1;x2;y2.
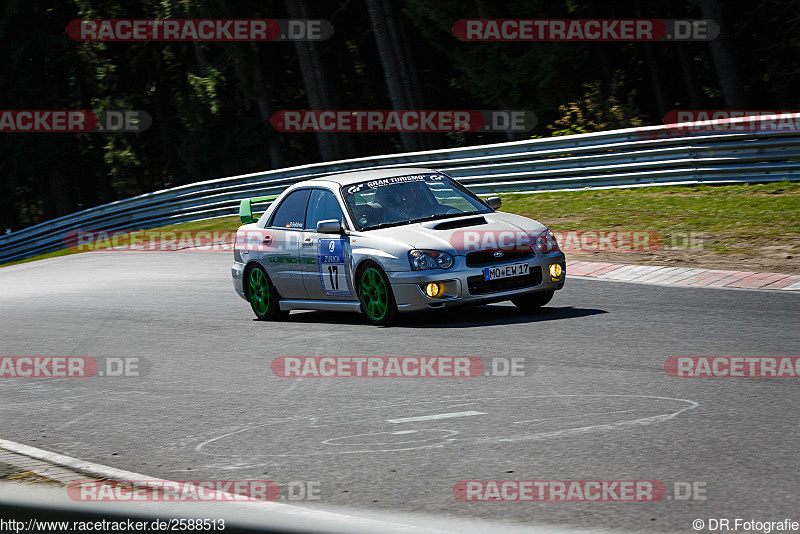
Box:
699;0;746;108
193;42;208;77
381;0;430;149
284;0;338;161
642;41;669;121
365;0;417;152
676;43;702;109
252;56;284;169
635;9;668;120
43;152;73;220
766;63;793;108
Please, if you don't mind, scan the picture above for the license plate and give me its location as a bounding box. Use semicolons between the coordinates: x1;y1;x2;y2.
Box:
483;262;530;281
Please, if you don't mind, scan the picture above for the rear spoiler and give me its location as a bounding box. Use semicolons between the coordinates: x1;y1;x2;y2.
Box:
238;195;279;224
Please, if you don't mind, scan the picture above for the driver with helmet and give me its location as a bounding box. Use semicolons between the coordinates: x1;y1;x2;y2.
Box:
375;181;429;222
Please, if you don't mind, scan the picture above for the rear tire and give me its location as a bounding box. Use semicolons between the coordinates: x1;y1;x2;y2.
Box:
511;290;554;311
245;264;288;321
358;262;399;326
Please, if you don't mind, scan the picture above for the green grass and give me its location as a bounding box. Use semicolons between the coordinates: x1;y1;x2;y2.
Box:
501;181;800;253
3;181;798;267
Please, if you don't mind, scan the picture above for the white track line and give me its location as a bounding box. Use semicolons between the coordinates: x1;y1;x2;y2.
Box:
386;411;487;424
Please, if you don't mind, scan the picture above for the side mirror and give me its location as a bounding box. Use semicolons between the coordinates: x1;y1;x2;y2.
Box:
316;219;343;234
487;197;502;210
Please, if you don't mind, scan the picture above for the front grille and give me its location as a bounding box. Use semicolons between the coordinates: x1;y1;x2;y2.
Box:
465;250;533;267
467;266;542;295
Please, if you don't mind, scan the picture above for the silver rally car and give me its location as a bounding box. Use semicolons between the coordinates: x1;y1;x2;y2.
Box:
232;168;566;325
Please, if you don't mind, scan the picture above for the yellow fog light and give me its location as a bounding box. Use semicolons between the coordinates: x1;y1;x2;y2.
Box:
425;283;441;298
549;263;563;280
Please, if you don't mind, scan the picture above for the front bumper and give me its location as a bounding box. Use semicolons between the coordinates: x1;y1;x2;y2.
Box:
387;252;566;313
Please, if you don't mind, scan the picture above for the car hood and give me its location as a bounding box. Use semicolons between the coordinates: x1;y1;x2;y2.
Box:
361;212;547;254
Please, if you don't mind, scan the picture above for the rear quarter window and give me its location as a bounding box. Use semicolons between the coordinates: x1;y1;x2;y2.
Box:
270;189;311;229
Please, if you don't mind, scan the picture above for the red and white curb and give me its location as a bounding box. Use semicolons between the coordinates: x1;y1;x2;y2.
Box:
566;260;800;290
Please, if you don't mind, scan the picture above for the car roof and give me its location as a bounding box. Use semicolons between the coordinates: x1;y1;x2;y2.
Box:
302;167;441;187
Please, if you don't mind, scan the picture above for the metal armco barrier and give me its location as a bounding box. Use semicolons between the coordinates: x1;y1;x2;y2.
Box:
2;117;799;264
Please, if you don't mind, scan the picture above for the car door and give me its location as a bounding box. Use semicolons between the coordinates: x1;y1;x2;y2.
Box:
263;188;311;299
300;188;354;301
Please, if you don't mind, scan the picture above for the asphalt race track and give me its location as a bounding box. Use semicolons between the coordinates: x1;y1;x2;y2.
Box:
1;251;799;532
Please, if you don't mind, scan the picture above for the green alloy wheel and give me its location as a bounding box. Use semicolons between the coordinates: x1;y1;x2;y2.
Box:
359;263;398;326
247;265;287;321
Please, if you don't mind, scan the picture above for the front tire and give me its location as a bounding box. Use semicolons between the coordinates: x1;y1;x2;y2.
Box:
358;262;399;326
511;290;554;311
246;264;288;321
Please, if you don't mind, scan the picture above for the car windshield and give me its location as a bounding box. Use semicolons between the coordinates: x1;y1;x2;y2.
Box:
342;173;491;231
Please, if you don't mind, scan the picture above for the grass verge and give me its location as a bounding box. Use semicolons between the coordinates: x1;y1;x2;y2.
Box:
3;182;799;273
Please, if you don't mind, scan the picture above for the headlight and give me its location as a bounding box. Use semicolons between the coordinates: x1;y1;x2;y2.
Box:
409;250;455;270
534;229;560;254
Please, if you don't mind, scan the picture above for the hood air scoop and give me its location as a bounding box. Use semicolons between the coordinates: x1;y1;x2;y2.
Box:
424;215;488;230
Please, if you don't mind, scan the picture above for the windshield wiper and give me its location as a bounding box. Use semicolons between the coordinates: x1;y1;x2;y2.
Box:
361;220;412;231
361;211;485;230
411;212;479;223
